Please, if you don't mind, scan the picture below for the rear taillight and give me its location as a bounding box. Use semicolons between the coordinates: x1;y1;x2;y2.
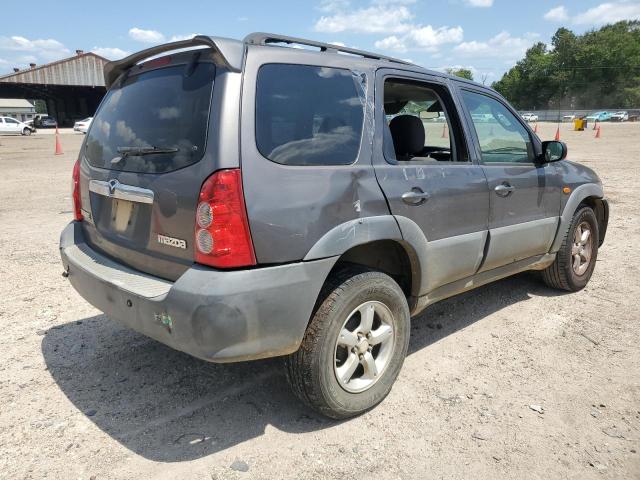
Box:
194;169;256;268
72;159;83;221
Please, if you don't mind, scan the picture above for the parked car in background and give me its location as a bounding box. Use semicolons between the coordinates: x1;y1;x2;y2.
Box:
37;116;58;128
0;116;36;135
471;113;492;122
562;114;576;122
521;113;538;122
610;111;628;122
60;33;609;419
586;111;611;122
73;117;93;133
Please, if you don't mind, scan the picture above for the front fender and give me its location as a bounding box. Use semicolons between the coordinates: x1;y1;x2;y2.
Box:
550;183;604;252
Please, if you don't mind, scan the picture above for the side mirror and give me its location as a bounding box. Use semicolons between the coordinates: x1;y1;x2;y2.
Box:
540;140;567;163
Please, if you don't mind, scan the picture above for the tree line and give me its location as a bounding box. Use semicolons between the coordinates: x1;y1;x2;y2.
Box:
490;21;640;110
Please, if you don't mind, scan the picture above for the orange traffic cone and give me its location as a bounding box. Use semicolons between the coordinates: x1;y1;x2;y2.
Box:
533;123;538;133
554;126;560;141
54;127;63;155
595;125;601;139
441;123;448;139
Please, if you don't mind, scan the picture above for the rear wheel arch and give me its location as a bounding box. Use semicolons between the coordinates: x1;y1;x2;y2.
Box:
304;215;428;297
304;216;429;316
332;240;416;299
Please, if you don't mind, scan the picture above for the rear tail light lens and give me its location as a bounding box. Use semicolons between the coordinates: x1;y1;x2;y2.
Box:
196;229;213;254
72;159;83;221
196;202;213;229
194;169;256;268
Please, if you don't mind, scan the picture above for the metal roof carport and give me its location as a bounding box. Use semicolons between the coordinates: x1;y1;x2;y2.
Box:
0;51;108;127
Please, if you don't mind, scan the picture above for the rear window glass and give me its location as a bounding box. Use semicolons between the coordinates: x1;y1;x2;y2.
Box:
85;62;215;173
256;64;365;166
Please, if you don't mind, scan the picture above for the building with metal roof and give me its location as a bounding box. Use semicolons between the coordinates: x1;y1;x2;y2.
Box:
0;50;108;127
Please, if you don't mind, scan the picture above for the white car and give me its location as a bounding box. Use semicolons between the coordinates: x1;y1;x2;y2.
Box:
73;117;93;133
521;113;538;122
610;111;628;122
0;116;36;136
562;114;576;122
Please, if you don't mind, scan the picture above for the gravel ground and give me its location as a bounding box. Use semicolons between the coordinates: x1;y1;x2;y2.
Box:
0;123;638;480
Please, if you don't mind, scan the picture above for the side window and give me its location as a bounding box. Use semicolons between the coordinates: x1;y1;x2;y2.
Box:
383;78;467;163
461;90;534;164
255;64;365;166
5;118;19;124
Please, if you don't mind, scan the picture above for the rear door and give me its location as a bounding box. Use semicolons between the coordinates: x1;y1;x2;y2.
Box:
79;50;226;280
0;118;5;133
457;87;561;272
372;70;490;293
240;46;388;264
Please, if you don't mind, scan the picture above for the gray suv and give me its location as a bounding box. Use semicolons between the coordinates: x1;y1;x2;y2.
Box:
60;33;609;418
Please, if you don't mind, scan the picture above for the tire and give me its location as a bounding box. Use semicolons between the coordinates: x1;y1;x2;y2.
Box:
285;265;410;419
22;128;31;136
542;206;599;291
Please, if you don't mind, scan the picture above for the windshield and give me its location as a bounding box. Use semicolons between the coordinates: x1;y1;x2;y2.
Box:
85;61;215;173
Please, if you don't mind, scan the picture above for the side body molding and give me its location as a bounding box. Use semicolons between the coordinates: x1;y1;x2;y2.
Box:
550;183;604;252
394;216;487;296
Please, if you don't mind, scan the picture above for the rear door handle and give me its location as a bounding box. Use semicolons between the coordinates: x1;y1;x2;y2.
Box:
402;189;430;205
494;183;515;197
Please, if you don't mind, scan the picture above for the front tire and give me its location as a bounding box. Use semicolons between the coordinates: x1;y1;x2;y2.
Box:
285;266;410;419
22;128;31;136
542;206;599;291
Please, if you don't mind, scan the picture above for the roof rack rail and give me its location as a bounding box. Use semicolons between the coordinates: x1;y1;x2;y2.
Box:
244;32;413;66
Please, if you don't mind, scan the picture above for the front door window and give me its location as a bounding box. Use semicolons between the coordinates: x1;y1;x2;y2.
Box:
461;90;534;164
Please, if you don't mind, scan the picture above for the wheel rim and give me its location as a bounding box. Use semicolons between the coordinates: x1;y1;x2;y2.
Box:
572;221;593;276
333;301;395;393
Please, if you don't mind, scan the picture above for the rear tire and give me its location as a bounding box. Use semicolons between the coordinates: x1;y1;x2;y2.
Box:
285;266;410;419
542;206;599;291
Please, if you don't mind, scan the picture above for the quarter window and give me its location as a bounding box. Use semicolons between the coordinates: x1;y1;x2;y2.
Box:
461;90;534;164
256;64;365;166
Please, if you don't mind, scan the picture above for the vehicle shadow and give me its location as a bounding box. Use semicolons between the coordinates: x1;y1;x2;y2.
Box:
42;271;565;462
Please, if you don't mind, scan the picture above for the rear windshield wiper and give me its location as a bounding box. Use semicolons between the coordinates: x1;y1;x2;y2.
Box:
116;146;179;156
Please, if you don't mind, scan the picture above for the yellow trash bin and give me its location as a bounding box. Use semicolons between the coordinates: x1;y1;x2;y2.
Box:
574;118;585;131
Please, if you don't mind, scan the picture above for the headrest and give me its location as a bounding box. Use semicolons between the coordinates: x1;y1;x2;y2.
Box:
389;115;425;157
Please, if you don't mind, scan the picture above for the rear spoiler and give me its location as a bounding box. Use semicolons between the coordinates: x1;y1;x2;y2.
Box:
103;35;244;88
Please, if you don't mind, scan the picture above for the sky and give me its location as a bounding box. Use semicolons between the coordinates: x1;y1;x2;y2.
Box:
1;0;639;82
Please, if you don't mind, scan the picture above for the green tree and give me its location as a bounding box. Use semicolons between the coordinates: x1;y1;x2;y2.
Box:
445;68;474;81
33;99;47;114
492;21;640;109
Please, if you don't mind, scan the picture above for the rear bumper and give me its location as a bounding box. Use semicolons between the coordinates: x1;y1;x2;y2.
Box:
60;222;337;362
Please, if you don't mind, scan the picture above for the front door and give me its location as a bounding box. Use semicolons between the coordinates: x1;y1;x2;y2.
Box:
372;71;490;294
458;88;561;272
4;117;21;133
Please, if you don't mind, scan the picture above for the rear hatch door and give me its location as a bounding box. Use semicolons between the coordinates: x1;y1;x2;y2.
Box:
80;51;217;280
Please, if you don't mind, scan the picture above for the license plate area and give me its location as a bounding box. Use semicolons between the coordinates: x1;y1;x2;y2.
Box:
111;199;135;233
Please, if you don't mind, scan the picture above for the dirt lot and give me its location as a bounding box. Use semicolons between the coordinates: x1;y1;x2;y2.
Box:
0;123;638;480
